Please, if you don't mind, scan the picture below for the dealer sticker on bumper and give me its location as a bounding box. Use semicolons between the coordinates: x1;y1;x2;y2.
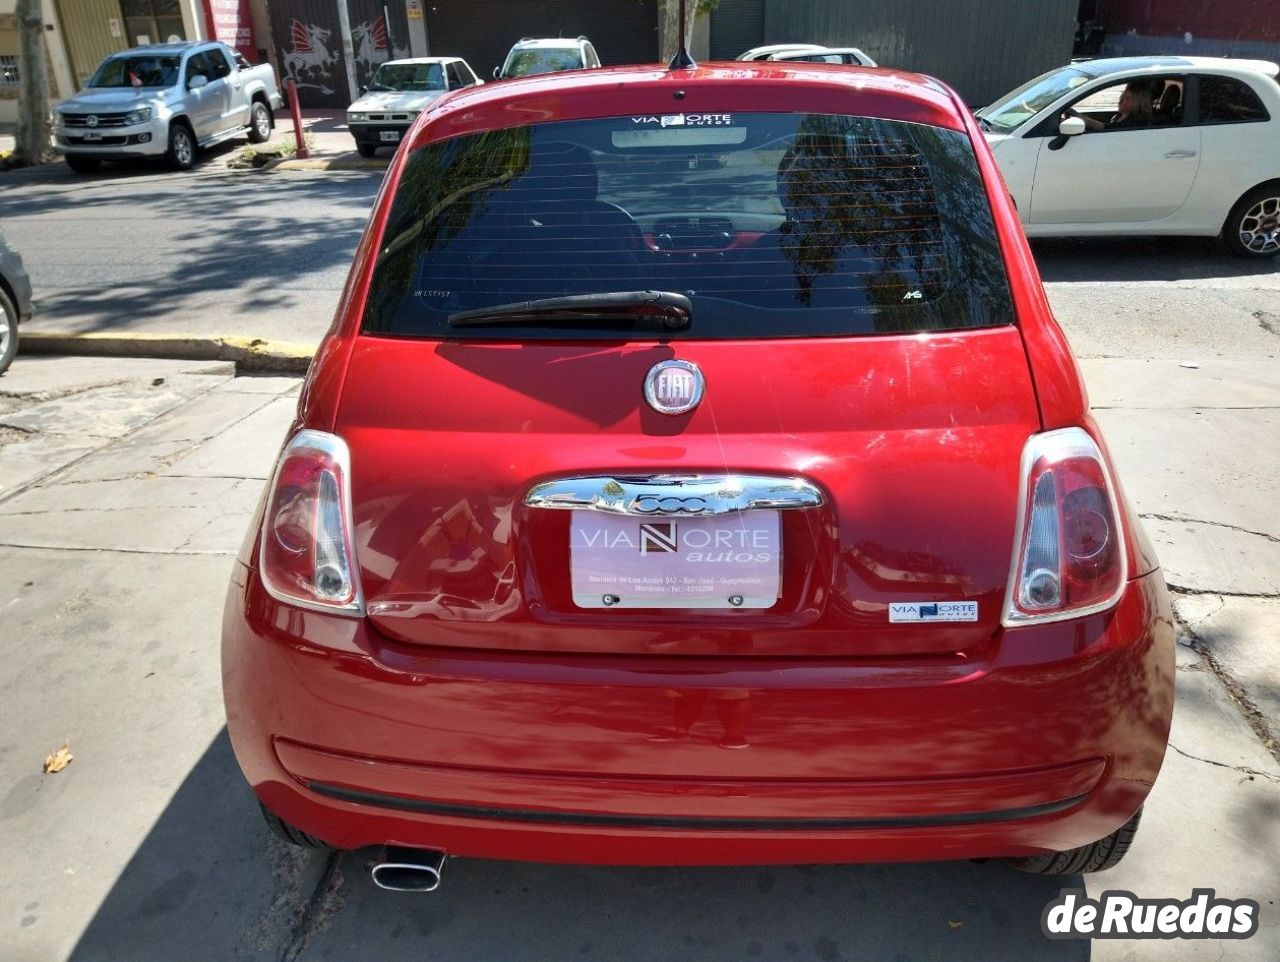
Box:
888;601;979;623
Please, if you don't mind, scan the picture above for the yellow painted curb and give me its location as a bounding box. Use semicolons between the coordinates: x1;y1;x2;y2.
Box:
18;331;316;374
267;157;389;172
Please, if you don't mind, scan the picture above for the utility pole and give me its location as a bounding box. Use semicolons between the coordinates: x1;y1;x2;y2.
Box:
13;0;53;167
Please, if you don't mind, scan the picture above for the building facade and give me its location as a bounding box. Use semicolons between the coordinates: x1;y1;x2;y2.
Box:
1093;0;1280;62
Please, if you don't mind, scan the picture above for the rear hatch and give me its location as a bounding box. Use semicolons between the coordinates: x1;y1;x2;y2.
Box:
336;109;1038;657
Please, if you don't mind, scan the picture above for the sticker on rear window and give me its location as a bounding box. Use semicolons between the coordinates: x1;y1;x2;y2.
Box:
889;602;979;623
629;113;733;127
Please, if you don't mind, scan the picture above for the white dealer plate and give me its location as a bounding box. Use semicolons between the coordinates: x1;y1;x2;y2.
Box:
570;511;780;609
380;130;400;142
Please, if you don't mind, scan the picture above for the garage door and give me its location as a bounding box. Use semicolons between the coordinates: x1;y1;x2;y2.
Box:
424;0;658;79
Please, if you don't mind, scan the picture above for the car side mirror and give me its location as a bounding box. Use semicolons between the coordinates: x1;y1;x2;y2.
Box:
1048;115;1087;151
188;74;208;90
492;66;501;79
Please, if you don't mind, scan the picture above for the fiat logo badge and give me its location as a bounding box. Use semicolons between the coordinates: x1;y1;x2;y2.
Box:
644;360;704;416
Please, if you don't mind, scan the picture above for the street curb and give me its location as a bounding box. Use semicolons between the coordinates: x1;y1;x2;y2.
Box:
265;157;389;172
18;332;316;374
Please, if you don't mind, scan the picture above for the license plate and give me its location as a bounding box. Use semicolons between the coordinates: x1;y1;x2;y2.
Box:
82;132;102;141
379;130;400;142
571;511;780;609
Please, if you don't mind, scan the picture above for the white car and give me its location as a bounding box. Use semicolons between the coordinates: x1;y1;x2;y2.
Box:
978;56;1280;257
737;44;829;62
347;57;481;157
495;37;600;79
767;47;877;67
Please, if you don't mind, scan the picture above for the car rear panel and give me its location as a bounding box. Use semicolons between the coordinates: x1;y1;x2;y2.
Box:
336;326;1040;657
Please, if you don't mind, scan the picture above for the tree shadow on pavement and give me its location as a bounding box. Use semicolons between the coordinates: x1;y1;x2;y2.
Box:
67;730;1091;962
0;166;379;342
1031;236;1278;284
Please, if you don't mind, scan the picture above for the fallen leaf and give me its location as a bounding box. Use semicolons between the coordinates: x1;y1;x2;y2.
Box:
948;920;964;929
1265;739;1276;750
43;742;73;774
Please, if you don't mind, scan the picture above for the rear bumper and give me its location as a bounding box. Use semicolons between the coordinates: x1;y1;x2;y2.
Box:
222;567;1174;865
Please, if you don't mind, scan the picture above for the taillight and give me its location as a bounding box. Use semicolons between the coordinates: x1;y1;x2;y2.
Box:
1002;428;1126;626
259;430;364;615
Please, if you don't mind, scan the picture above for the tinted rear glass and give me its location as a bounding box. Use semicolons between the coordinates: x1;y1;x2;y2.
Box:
363;113;1014;340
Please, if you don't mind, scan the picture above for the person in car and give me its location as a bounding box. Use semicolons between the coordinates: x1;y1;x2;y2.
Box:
1077;82;1154;131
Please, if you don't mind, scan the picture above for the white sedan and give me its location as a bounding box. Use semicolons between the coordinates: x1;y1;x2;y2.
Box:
978;56;1280;257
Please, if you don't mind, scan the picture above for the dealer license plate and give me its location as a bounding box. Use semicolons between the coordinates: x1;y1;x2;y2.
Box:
82;131;102;141
379;130;400;142
570;511;780;609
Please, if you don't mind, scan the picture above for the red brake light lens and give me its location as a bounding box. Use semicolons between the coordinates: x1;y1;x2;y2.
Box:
259;430;364;615
1003;428;1126;626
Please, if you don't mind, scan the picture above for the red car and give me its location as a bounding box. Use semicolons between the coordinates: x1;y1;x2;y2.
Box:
223;58;1174;891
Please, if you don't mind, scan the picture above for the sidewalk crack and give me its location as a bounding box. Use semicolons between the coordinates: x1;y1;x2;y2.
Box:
1141;513;1280;546
1173;606;1280;766
1167;743;1280;784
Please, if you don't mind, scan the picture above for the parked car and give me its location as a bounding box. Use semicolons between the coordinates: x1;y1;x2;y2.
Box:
223;60;1174;888
0;228;32;376
977;56;1280;257
347;57;482;158
53;41;282;174
737;43;829;61
768;47;877;67
495;37;600;79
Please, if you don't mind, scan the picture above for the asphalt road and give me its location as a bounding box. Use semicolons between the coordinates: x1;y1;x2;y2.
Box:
1;162;1278;359
1;162;1279;961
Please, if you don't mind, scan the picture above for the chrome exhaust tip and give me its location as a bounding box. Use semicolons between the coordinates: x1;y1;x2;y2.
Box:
371;846;447;892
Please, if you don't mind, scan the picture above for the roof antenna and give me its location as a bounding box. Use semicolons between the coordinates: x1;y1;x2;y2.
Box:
667;0;696;70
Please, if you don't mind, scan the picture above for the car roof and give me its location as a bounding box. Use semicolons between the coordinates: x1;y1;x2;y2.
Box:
511;38;587;49
408;61;962;148
1070;55;1280;79
378;57;460;66
112;41;213;56
739;44;828;60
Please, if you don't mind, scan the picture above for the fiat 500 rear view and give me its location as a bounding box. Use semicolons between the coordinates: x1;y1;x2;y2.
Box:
223;62;1173;887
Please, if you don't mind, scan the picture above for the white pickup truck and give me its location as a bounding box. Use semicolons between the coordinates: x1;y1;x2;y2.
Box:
53;41;283;174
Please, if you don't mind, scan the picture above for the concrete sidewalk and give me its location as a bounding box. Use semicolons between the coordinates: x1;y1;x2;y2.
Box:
0;354;1277;961
228;108;393;173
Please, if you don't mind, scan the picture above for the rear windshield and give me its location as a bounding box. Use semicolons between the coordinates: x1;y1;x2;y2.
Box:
363;113;1014;340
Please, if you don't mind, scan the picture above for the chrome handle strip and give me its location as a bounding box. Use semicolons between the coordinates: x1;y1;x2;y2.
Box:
524;474;825;517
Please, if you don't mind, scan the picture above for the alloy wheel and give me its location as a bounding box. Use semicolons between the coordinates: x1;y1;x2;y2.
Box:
1238;196;1280;255
255;106;270;139
174;130;193;166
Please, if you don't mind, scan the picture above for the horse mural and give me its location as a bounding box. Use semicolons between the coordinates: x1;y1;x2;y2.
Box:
283;20;338;95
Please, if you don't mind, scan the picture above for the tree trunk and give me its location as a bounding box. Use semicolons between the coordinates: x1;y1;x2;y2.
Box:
659;1;717;64
14;0;52;167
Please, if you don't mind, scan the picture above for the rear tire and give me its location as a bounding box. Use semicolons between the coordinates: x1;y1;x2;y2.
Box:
356;142;378;158
1222;184;1280;258
166;122;196;171
247;101;272;144
259;802;329;849
1007;808;1141;875
65;155;101;174
0;285;18;377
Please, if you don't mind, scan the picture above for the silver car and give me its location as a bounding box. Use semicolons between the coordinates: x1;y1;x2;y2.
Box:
0;227;33;376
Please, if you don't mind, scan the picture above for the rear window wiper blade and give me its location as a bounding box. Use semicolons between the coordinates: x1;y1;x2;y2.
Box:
447;291;692;330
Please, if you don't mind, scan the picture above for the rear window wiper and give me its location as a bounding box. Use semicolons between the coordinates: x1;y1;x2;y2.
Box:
447;291;692;330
